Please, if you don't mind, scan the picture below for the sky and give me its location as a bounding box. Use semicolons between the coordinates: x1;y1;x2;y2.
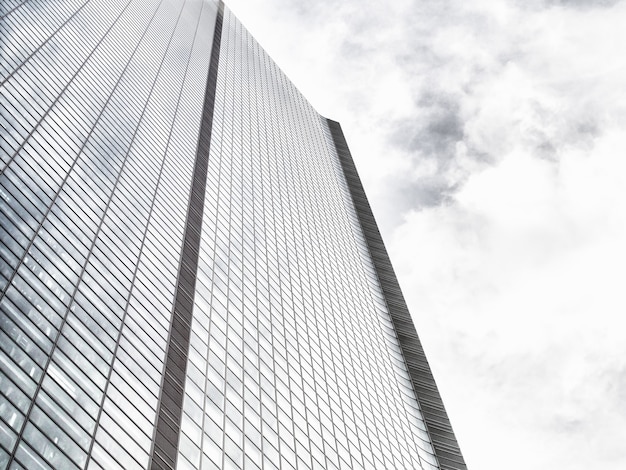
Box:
226;0;626;469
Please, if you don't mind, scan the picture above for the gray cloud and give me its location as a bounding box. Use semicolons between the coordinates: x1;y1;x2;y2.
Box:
408;94;464;157
381;91;497;216
390;176;457;214
545;0;622;7
381;95;467;214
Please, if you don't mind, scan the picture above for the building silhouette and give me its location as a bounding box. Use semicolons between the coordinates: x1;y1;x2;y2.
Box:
0;1;466;469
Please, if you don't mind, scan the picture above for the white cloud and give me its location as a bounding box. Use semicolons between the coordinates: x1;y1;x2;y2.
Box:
391;133;626;468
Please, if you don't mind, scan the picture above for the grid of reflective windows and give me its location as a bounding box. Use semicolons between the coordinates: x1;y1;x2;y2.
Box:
1;0;218;468
174;7;440;470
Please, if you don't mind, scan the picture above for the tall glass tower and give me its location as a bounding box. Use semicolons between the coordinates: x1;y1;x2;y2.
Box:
0;1;466;469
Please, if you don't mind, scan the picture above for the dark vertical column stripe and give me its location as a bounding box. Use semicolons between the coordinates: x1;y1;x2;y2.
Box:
327;119;468;470
149;4;223;470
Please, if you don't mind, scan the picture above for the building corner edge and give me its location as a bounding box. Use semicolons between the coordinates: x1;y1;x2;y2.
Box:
325;119;467;470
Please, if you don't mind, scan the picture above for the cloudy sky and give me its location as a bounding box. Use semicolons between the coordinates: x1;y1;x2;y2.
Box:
226;0;626;468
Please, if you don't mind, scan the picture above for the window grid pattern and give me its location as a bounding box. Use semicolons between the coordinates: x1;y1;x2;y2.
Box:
326;121;441;469
1;2;454;469
0;1;218;469
175;8;437;470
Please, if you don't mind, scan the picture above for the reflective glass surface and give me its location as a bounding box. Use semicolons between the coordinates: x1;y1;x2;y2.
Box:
175;7;437;470
2;1;442;470
1;1;218;468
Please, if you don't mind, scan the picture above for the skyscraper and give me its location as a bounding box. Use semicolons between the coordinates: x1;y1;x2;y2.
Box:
0;0;466;469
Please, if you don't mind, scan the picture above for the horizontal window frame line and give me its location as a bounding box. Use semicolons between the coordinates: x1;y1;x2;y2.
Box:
0;0;136;175
0;0;141;301
148;2;224;469
0;0;91;88
0;0;29;21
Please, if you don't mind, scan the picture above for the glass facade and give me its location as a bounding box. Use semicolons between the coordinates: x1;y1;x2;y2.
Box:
1;1;466;470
